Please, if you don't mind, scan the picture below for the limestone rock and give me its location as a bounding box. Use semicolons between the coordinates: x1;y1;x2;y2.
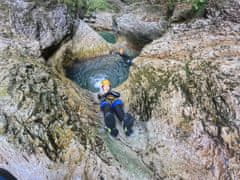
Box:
84;12;115;31
170;2;194;22
10;0;73;57
0;136;130;180
0;43;131;179
72;20;112;60
0;0;73;59
114;13;168;47
0;52;91;161
119;19;240;179
0;113;8;134
207;0;240;23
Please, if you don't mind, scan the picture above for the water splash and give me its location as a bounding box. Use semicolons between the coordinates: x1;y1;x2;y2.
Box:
65;54;131;92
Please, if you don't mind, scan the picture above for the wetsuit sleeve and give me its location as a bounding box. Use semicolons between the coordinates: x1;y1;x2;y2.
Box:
97;93;102;100
97;92;106;101
122;54;131;60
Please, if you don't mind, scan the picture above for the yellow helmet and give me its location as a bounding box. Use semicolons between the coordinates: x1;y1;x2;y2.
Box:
101;79;111;86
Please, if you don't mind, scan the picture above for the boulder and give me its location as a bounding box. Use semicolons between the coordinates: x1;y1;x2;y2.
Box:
118;19;240;179
10;0;73;58
0;0;74;59
0;1;134;179
170;2;194;22
84;12;115;31
71;20;112;60
0;40;131;180
114;13;168;47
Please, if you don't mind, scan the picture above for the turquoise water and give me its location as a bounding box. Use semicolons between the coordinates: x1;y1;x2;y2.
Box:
98;31;117;44
101;132;153;180
65;54;131;92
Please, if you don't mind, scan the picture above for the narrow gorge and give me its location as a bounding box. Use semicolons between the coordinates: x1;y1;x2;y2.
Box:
0;0;239;179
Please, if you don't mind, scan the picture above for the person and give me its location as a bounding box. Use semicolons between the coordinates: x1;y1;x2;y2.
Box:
0;168;17;180
98;79;134;137
117;48;132;65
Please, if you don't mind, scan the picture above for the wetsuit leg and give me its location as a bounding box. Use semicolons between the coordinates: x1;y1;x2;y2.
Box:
100;101;118;137
112;99;134;136
112;99;125;122
0;168;17;180
123;113;134;136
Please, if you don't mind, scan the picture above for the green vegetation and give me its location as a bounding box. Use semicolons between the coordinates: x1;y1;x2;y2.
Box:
190;0;207;11
85;0;110;12
168;0;207;13
57;0;110;15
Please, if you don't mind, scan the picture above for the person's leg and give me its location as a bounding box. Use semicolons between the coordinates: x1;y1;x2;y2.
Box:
112;99;134;136
100;101;118;137
112;99;125;122
123;113;134;136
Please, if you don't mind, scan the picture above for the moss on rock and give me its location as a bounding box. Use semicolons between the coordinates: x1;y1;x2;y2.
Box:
129;60;234;130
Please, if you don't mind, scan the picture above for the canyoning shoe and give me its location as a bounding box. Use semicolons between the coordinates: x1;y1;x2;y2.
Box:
125;128;133;136
110;128;119;137
123;113;134;128
105;127;119;137
104;127;112;133
124;127;133;136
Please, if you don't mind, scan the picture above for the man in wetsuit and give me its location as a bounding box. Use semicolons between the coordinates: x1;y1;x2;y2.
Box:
117;48;132;65
98;80;134;137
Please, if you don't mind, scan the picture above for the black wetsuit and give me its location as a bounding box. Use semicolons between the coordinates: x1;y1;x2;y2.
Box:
117;52;132;65
98;90;133;137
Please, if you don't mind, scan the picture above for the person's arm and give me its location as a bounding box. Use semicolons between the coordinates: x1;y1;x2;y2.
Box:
98;88;105;101
122;54;131;60
110;91;120;98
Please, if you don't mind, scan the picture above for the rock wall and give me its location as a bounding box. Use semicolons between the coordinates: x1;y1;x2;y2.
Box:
0;0;73;59
119;19;240;179
207;0;240;23
72;20;112;60
0;0;129;179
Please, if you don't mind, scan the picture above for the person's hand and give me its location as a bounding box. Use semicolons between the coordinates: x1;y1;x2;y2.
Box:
97;94;102;100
